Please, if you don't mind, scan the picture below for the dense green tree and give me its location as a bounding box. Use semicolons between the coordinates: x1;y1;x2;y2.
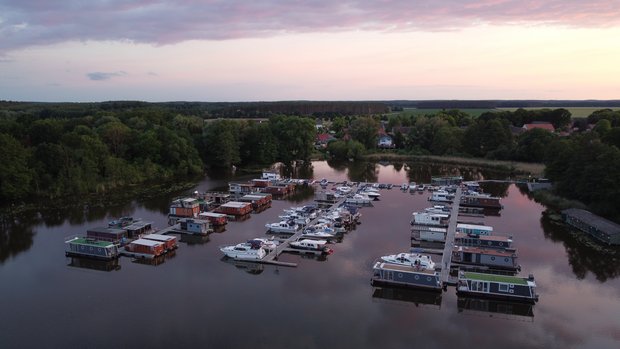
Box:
0;134;32;201
349;117;379;150
463;118;513;158
203;120;241;169
514;128;556;162
593;119;612;136
602;127;620;149
240;122;278;165
269;115;315;163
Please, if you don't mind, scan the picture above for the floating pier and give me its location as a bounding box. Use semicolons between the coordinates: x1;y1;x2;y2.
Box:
439;187;462;287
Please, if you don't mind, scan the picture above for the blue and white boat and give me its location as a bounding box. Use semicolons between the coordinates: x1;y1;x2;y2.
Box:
457;271;538;303
371;261;442;291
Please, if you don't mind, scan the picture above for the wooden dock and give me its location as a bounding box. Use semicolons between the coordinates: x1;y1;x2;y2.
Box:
260;187;354;267
439;187;461;287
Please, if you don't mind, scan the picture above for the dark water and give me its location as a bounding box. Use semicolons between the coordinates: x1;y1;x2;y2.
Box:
1;161;619;349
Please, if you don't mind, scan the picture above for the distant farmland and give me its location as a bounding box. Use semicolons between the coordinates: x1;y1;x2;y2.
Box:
497;107;619;118
396;108;495;117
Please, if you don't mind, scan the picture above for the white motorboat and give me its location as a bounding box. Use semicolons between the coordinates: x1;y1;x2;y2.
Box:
336;186;352;194
278;213;310;226
345;193;372;205
401;183;409;191
289;239;331;253
429;190;454;203
220;242;266;260
365;190;381;200
302;226;336;239
381;252;436;270
265;221;300;234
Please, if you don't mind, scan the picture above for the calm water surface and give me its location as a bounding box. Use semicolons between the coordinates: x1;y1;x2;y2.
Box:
1;161;619;349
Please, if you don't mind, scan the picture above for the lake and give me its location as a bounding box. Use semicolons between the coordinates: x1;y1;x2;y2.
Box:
1;161;619;349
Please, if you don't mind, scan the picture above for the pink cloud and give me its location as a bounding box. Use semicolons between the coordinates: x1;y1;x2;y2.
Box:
1;0;619;54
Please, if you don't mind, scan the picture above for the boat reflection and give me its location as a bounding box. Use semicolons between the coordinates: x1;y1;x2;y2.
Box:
221;257;265;275
179;234;210;245
372;287;442;309
131;250;176;266
67;257;121;272
457;296;534;320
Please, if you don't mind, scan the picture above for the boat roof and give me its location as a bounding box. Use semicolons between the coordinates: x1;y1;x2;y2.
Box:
179;218;210;224
199;212;227;218
455;232;511;241
457;223;493;230
130;239;163;247
462;272;528;285
373;261;437;275
67;237;114;247
220;201;252;208
412;225;447;232
455;246;516;256
87;227;126;235
143;234;176;242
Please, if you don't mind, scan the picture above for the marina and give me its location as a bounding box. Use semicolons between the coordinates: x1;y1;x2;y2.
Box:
4;161;619;348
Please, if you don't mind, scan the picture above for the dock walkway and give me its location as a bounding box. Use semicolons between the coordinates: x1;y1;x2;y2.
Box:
260;186;355;267
439;187;461;286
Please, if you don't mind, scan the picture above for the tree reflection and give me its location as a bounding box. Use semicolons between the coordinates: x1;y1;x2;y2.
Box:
0;216;35;264
347;161;378;182
541;210;620;281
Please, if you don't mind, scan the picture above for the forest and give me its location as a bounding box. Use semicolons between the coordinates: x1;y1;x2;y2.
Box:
1;102;619;222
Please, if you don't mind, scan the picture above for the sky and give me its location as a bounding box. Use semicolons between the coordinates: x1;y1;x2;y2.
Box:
1;0;620;102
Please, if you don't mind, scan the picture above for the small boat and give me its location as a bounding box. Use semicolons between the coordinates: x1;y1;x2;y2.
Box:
429;190;454;203
336;186;352;194
302;226;336;239
265;221;300;234
289;239;332;253
417;185;425;192
319;178;329;187
408;182;417;192
365;190;381;200
381;253;436;270
401;183;409;191
278;213;310;226
220;241;266;260
345;193;372;205
457;271;539;303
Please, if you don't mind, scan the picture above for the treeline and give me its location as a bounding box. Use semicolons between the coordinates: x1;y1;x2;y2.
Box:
387;100;620;109
0;106;204;202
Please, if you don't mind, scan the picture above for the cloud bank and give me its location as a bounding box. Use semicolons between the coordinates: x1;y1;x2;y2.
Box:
1;0;619;53
87;71;127;81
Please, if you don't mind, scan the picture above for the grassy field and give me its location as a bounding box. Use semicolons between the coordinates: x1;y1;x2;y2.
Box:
391;108;496;117
497;107;619;118
364;153;545;176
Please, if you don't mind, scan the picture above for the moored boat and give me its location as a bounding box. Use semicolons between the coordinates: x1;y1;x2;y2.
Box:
220;241;267;260
371;261;442;291
380;252;436;270
289;239;332;253
457;271;538;303
65;237;119;260
452;246;520;271
265;220;300;234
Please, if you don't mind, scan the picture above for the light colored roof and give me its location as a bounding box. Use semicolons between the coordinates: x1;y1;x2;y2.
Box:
130;238;163;247
199;212;227;218
457;223;493;230
143;234;176;242
220;201;252;208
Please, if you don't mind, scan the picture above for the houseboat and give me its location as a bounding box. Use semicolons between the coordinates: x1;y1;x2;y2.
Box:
456;223;493;236
65;237;119;260
428;190;454;203
289;239;331;254
220;241;267;260
455;232;513;249
228;182;258;195
198;212;228;226
261;171;281;181
178;218;212;235
123;238;166;259
460;195;503;209
371;261;442;291
452;246;520;271
411;212;449;226
123;221;154;238
239;193;272;209
169;198;200;218
215;201;253;216
108;216;137;229
457;271;538;303
411;226;447;242
142;233;178;251
86;227;128;245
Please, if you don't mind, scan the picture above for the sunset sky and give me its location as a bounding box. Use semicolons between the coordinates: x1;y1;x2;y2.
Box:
1;0;620;102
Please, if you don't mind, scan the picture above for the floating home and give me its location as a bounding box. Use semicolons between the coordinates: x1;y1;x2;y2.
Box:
428;190;454;203
251;179;271;188
124;239;165;259
315;191;338;204
215;201;253;216
460;195;502;209
239;193;272;209
198;212;227;226
456;223;493;236
123;221;153;238
452;246;519;271
455;232;513;249
411;212;450;226
371;261;442;291
229;182;259;195
562;208;620;245
411;225;447;242
142;234;178;251
178;218;212;235
86;227;128;245
457;272;538;303
108;216;138;229
65;237;119;260
169;198;200;218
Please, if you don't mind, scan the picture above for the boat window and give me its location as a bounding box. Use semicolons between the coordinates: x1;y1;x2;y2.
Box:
498;283;509;292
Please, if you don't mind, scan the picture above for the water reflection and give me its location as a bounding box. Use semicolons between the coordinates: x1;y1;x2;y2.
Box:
0;219;35;263
179;234;211;245
221;257;265;275
67;257;121;272
540;210;620;282
372;287;442;309
457;297;534;319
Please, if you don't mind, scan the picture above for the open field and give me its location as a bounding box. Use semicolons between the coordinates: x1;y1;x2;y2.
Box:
364;153;545;176
392;108;496;117
497;107;619;118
